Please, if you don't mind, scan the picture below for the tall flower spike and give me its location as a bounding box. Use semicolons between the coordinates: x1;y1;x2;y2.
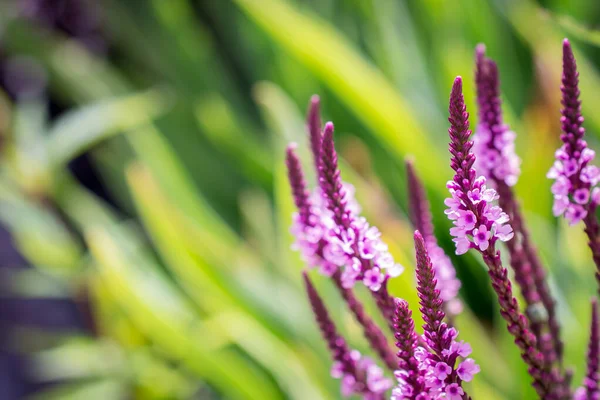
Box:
319;122;351;229
406;159;462;317
304;272;392;398
302;271;365;396
307;95;322;170
414;231;447;357
446;77;554;398
549;39;600;289
286;145;396;371
392;298;426;399
475;45;563;370
413;231;478;398
473;44;521;187
317;122;402;330
286;144;312;227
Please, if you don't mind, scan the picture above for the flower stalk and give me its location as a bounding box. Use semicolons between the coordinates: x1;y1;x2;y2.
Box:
446;76;553;398
474;45;563;369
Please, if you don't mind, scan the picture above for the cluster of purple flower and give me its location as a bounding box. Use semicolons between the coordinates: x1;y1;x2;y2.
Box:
390;233;479;400
287;38;600;400
288;100;404;292
472;45;521;188
392;336;478;400
332;351;393;398
547;41;600;225
290;183;361;278
445;177;514;254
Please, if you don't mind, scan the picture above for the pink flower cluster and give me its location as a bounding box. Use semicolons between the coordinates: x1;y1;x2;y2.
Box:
331;350;392;398
445;176;514;255
291;184;404;291
548;145;600;225
392;327;480;400
291;184;360;277
473;125;521;187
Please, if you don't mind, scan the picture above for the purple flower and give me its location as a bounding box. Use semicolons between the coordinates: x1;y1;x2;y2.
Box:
393;298;426;399
433;362;451;380
288;98;400;372
446;76;552;397
445;76;514;255
472;224;491;251
444;383;464;400
473;44;521;187
548;39;600;225
363;267;385;291
456;358;480;382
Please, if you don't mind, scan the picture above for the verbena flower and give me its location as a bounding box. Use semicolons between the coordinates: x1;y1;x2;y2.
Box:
289;39;600;399
445;76;553;397
473;44;521;187
303;271;393;398
444;76;514;255
287;98;398;372
391;233;479;400
548;39;600;225
317;122;404;290
475;44;565;373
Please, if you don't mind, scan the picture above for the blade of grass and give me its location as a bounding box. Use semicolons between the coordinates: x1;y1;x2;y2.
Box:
234;0;447;187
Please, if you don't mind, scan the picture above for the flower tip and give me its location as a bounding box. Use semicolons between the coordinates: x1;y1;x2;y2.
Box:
310;94;320;106
563;38;575;61
413;230;428;258
475;43;486;59
413;229;425;244
451;76;463;99
324;121;334;133
394;297;409;309
285;143;301;166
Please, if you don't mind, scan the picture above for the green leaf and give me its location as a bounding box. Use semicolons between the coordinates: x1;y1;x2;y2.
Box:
86;227;283;400
47;89;169;168
234;0;447;187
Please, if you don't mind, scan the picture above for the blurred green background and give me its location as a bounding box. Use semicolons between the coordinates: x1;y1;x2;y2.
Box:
0;0;600;399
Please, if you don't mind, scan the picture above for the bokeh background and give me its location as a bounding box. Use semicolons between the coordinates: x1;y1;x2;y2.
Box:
0;0;599;399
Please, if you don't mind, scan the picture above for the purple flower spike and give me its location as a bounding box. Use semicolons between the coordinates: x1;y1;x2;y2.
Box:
446;77;553;397
304;271;392;398
317;121;403;329
286;142;396;371
302;271;358;384
445;77;514;255
392;298;426;399
549;39;600;225
406;159;462;317
390;232;479;399
575;299;600;400
307;95;322;170
286;144;312;227
414;231;447;357
475;45;563;371
549;39;600;289
473;44;521;187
